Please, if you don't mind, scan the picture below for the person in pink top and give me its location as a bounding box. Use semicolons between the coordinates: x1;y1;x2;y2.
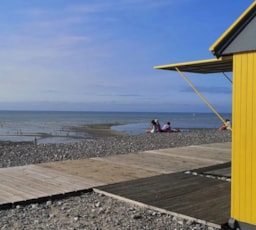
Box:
161;121;171;132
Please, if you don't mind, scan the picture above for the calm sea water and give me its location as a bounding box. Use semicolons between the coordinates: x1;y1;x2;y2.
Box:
0;111;231;143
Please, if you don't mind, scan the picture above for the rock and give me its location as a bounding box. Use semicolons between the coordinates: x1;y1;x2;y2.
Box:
31;203;38;209
46;200;52;206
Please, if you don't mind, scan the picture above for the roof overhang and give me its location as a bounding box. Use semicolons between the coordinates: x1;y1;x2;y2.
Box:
210;1;256;57
154;57;233;74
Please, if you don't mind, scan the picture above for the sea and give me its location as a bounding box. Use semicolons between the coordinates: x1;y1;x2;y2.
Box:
0;111;231;144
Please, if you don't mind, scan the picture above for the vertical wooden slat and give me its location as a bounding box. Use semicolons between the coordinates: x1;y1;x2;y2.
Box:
251;52;256;224
245;52;253;222
239;53;247;221
231;54;241;219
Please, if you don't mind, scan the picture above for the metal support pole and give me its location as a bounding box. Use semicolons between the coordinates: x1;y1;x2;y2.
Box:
222;72;233;84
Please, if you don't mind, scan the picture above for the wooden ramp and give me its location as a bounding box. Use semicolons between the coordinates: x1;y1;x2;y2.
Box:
0;142;231;226
94;171;231;227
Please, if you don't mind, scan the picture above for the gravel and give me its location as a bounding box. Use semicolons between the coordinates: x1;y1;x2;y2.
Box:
0;129;231;230
0;129;231;168
0;192;219;230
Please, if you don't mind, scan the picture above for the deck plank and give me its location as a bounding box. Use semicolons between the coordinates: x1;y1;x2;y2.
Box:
147;144;231;162
39;159;160;184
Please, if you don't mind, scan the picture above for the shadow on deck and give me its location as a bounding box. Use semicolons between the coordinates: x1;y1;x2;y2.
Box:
94;163;231;227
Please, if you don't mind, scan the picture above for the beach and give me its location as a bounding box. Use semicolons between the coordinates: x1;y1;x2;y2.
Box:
0;127;231;229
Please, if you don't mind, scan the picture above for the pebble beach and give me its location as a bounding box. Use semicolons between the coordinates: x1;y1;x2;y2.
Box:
0;128;231;230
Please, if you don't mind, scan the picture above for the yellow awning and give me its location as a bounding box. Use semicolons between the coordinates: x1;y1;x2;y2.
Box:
154;57;233;74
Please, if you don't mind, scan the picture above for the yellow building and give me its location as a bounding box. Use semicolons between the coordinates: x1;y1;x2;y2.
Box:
155;2;256;229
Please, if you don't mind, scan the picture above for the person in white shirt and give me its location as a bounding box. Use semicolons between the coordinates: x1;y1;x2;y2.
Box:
146;120;158;133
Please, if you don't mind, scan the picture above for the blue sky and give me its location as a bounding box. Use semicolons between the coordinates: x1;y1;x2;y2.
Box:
0;0;253;112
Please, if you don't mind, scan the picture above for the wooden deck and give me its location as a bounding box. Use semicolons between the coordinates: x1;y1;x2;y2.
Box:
94;168;231;227
0;142;231;226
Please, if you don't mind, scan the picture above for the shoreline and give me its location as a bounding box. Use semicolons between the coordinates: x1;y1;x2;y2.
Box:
0;121;227;145
0;128;231;168
0;123;127;145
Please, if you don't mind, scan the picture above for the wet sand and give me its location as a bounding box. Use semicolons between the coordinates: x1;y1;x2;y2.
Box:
66;123;127;138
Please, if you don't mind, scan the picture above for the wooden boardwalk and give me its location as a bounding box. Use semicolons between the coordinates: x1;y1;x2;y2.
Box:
0;142;231;227
0;165;103;205
94;169;230;227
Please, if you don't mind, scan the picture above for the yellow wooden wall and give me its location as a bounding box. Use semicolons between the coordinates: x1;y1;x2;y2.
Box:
232;51;256;224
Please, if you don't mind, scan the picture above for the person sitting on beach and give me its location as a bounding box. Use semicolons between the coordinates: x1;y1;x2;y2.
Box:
146;120;158;133
161;121;171;132
219;119;231;130
154;119;161;132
